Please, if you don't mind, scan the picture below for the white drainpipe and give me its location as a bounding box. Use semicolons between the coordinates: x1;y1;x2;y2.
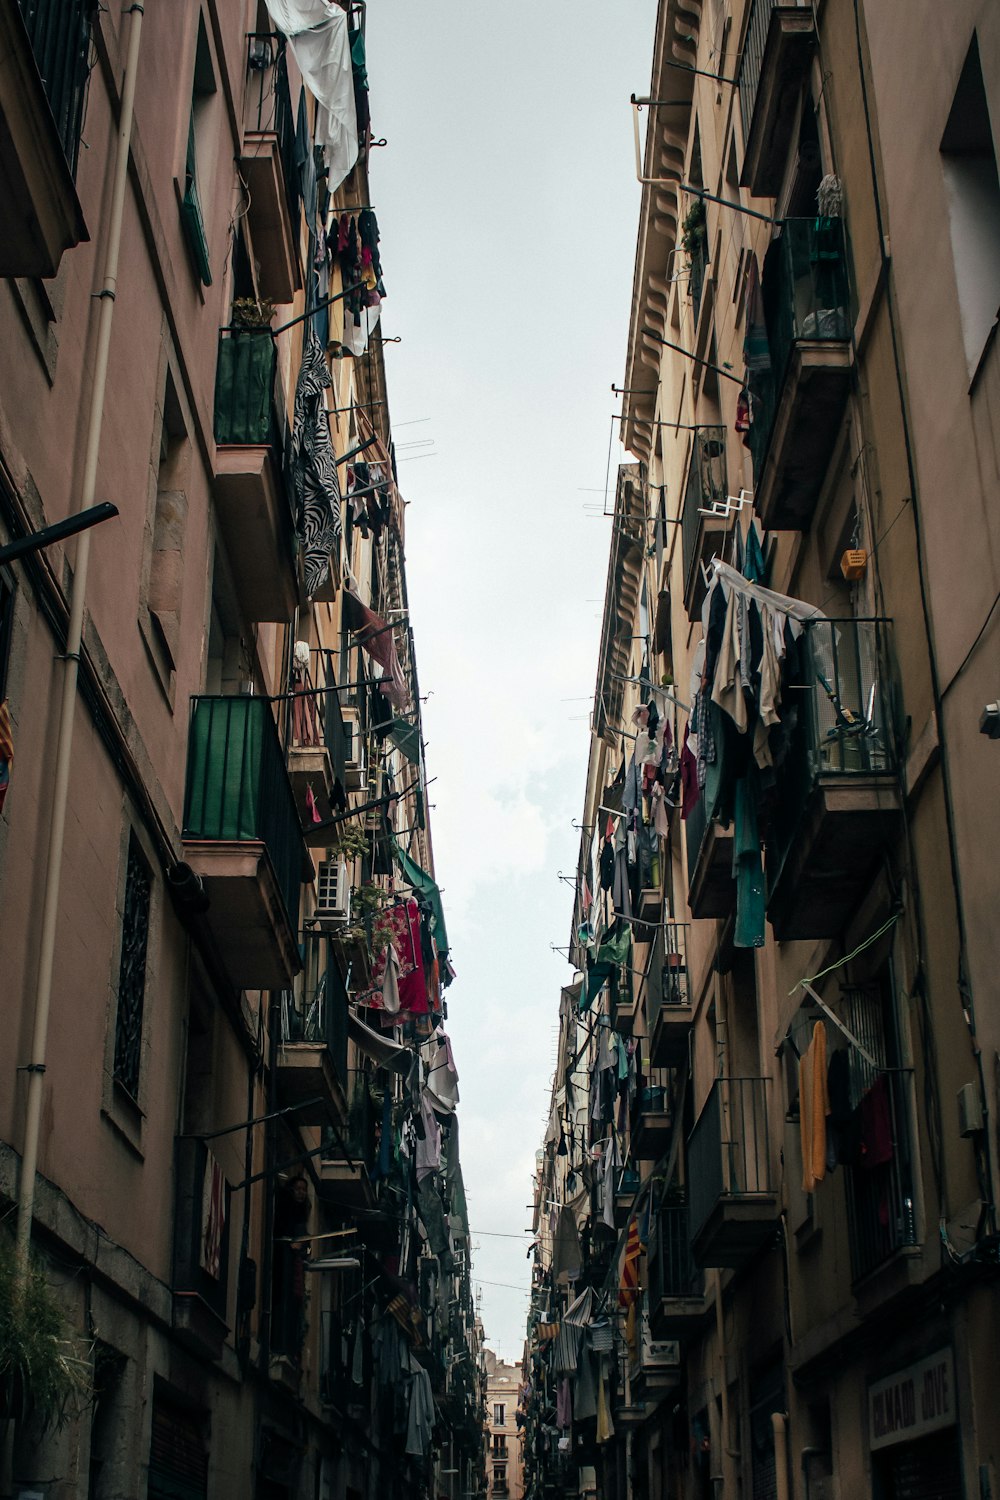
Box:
15;0;147;1270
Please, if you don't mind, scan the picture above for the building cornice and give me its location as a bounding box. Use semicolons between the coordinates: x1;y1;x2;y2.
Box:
622;0;702;463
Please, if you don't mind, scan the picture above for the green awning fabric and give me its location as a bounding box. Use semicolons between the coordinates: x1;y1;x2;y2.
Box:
388;717;421;764
391;839;448;957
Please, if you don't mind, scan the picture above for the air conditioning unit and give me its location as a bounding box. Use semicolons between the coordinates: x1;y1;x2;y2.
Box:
315;860;350;924
341;707;366;791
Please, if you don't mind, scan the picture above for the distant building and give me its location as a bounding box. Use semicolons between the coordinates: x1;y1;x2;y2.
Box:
484;1350;524;1500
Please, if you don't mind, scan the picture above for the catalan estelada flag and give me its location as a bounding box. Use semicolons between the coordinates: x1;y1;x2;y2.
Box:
619;1213;641;1309
0;700;13;813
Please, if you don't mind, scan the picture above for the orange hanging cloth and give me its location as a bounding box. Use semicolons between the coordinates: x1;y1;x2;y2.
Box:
800;1020;829;1193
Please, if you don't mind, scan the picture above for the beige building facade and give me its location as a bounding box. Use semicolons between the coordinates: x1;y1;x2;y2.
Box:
524;3;1000;1499
0;4;482;1499
484;1352;524;1500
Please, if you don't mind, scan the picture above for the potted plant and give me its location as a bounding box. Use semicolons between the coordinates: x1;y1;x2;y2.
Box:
680;198;706;258
0;1232;92;1431
231;296;275;331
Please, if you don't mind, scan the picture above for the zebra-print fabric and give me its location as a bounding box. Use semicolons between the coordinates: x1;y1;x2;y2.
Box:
291;325;342;597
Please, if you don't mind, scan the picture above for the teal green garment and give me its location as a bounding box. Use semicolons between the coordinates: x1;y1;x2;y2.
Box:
388;717;421;764
597;926;631;967
391;839;448;956
733;772;765;948
614;1034;629;1083
584;963;612;1010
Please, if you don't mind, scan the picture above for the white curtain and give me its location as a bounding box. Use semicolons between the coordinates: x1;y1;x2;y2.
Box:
264;0;359;191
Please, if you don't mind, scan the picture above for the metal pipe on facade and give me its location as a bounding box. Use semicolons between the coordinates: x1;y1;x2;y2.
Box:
771;1414;789;1500
15;1;146;1270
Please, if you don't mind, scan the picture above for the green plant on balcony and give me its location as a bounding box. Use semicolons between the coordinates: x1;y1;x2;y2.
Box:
352;882;391;922
231;296;276;330
329;825;369;862
680;198;707;258
0;1233;92;1430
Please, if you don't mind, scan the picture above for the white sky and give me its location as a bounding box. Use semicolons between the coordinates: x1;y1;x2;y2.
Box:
365;1;657;1361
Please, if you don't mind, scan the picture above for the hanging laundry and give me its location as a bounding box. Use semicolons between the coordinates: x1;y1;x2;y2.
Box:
264;2;359;190
799;1020;829;1192
291;326;342;598
342;588;408;708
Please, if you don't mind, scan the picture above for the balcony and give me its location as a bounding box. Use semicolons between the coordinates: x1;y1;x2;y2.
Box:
749;218;853;530
684;793;735;920
631;1083;673;1162
688;1078;778;1267
172;1138;230;1360
0;0;90;276
845;1067;918;1283
241;36;300;301
276;959;349;1126
289;654;351;836
646;1202;705;1341
647;922;693;1068
320;1069;378;1208
182;696;306;989
614;1166;641;1224
681;427;729;620
766;620;901;940
739;1;817;197
213;329;299;623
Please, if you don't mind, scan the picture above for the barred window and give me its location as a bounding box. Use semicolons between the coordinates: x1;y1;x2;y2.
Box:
113;834;152;1098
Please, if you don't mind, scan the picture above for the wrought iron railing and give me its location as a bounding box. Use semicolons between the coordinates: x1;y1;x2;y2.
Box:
182;695;302;938
245;33;300;230
681;426;727;603
646;920;690;1013
747;216;852;482
766;618;897;897
290;652;350;793
17;0;94;174
280;956;349;1085
647;1201;703;1304
323;1068;379;1169
689;233;708;328
845;1067;917;1281
688;1078;774;1246
684;791;709;896
737;0;781;154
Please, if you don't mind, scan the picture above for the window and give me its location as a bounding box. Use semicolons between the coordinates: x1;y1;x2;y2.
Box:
941;35;1000;377
113;834;152;1099
142;371;189;694
493;1402;505;1427
180;16;216;285
492;1466;507;1493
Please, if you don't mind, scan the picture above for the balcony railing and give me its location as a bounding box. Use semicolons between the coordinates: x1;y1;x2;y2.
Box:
689;233;708;329
747;216;851;485
738;0;781;162
738;0;816;195
766;618;897;901
246;34;300;230
688;1078;777;1265
17;0;93;173
281;955;349;1086
323;1068;379;1169
681;426;727;616
215;329;278;447
648;921;692;1067
648;1202;702;1302
291;653;351;792
183;695;302;936
845;1067;917;1282
172;1137;230;1355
